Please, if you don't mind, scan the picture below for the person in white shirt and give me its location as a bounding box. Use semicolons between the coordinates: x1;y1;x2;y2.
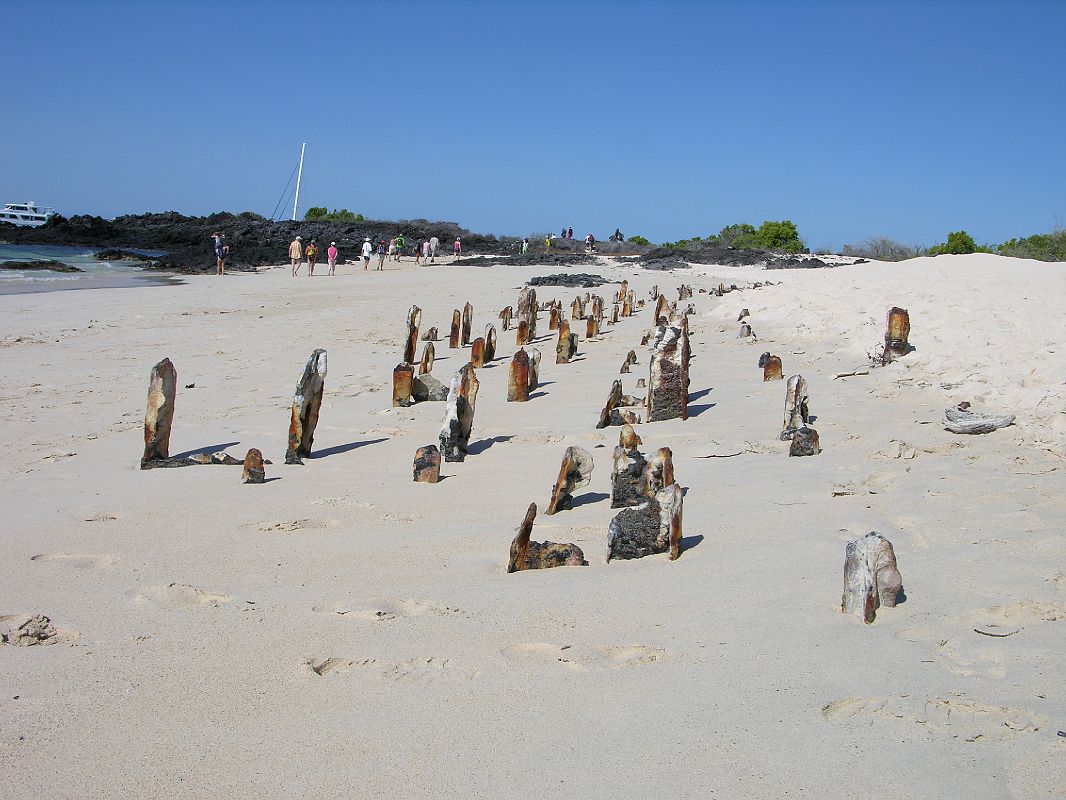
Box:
360;237;373;270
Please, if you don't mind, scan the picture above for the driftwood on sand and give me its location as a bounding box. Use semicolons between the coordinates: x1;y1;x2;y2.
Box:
439;364;479;462
241;448;266;484
545;446;594;515
285;349;328;464
943;406;1015;434
141;357;177;467
507;502;587;572
841;532;902;624
605;483;683;562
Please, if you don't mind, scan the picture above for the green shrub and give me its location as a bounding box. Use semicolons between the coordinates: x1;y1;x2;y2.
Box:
927;230;994;255
327;208;357;222
716;223;758;249
303;206;328;221
998;229;1066;261
755;220;804;253
627;235;650;246
662;237;697;249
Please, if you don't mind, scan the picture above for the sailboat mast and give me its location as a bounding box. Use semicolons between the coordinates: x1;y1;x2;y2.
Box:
291;142;306;221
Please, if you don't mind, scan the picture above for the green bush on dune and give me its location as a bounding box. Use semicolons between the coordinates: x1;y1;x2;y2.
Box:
927;230;985;255
998;229;1066;261
660;220;805;253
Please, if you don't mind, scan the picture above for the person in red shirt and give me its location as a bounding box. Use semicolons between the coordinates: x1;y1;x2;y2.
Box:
327;241;338;276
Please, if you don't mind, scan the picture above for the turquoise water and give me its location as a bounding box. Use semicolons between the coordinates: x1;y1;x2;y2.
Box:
0;243;175;293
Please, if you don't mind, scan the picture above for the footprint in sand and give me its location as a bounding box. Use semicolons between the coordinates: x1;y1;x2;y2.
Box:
309;656;470;683
896;600;1066;678
84;512;119;523
821;694;1046;742
361;426;409;438
312;598;462;621
308;498;417;524
254;518;339;533
501;642;671;671
868;440;967;461
977;599;1066;625
31;552;119;570
312;497;376;511
127;583;232;608
511;433;565;445
832;469;906;497
897;621;1007;679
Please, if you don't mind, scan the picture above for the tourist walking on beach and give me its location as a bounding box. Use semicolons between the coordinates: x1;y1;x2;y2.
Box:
376;239;387;270
212;232;228;276
305;239;318;276
289;236;303;276
585;233;595;253
395;234;406;261
453;237;462;261
521;238;529;254
429;235;439;262
327;241;338;276
361;237;372;270
422;239;430;263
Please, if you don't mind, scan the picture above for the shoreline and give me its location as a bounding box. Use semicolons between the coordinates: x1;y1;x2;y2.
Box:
0;269;184;295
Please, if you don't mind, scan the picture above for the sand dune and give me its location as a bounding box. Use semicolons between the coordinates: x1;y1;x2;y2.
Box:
0;254;1063;798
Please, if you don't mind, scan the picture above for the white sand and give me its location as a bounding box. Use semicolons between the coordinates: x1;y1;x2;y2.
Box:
1;255;1063;798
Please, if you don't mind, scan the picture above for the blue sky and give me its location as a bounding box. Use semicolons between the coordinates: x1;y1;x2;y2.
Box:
5;0;1064;248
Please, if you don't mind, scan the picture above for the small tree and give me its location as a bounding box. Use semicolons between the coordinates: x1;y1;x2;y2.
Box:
755;220;803;253
303;206;328;221
928;230;977;255
327;208;357;223
627;235;650;246
946;230;976;254
717;223;758;249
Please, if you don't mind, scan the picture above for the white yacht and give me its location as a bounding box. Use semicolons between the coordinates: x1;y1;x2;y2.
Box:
0;201;56;227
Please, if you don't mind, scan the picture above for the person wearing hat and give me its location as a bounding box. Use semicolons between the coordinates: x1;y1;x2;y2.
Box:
289;235;304;276
305;239;319;276
453;237;462;261
327;241;338;276
360;236;373;270
376;239;387;271
212;232;228;276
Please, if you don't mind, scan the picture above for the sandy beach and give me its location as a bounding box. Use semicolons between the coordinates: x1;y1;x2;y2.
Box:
1;254;1063;798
